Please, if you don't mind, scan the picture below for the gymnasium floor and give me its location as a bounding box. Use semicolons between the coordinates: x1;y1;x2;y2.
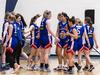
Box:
0;56;100;75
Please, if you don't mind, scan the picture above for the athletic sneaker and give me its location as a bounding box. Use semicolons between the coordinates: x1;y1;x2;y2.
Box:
40;66;44;71
4;68;15;74
21;65;27;70
83;66;88;71
44;67;51;72
53;66;62;71
64;69;74;74
88;65;95;72
40;63;44;71
32;65;39;71
40;67;44;71
24;65;32;70
1;63;10;70
27;66;32;70
62;66;68;71
74;62;82;72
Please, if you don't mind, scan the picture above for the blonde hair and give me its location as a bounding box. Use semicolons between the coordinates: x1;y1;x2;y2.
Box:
43;10;51;18
4;12;12;19
75;18;83;25
9;14;15;22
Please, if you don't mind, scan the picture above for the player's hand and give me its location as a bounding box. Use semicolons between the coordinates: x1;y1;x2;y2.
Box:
36;33;40;39
54;41;57;45
88;43;91;49
96;44;98;48
36;36;40;39
66;32;70;36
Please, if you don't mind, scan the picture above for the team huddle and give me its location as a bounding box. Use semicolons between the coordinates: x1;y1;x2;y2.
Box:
1;10;98;74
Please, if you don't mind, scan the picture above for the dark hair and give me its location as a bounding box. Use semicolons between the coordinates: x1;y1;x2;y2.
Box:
85;17;93;29
58;13;62;17
4;12;11;20
85;17;91;24
69;17;75;24
61;12;69;21
71;16;75;20
15;13;27;27
79;21;83;25
57;13;62;21
89;21;93;29
30;14;41;26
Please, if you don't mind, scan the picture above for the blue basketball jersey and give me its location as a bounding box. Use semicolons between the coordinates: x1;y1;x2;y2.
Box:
57;21;69;48
40;18;52;48
8;22;23;50
19;21;26;34
12;22;23;41
75;24;85;51
30;23;40;48
85;24;94;48
75;24;84;39
40;18;48;38
58;21;68;39
68;25;77;51
85;24;94;39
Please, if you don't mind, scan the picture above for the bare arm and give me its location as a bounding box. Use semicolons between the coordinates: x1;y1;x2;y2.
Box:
93;32;98;48
4;24;13;46
67;29;78;39
46;24;56;38
24;32;31;38
24;25;34;34
2;22;9;42
84;27;90;47
56;25;59;37
46;20;60;42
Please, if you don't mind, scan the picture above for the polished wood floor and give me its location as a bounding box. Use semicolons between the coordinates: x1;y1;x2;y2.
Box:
0;57;100;75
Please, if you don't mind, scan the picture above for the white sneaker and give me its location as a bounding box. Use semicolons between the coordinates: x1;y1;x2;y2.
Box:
33;65;39;71
62;66;68;71
23;64;32;70
4;68;15;74
54;66;62;71
44;68;51;72
27;65;32;70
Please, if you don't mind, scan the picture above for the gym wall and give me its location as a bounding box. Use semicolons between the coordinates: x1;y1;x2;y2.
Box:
0;0;100;55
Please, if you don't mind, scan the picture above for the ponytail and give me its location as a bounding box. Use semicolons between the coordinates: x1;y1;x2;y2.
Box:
89;21;93;29
30;14;40;26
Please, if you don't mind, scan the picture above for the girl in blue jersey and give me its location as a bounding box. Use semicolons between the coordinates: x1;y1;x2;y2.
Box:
1;12;12;69
3;14;23;73
74;18;90;72
82;17;98;72
24;14;41;70
39;10;59;72
54;12;69;71
65;17;78;74
15;14;28;61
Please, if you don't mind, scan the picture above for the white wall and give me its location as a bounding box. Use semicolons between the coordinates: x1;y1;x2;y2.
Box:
0;0;100;55
0;0;6;39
